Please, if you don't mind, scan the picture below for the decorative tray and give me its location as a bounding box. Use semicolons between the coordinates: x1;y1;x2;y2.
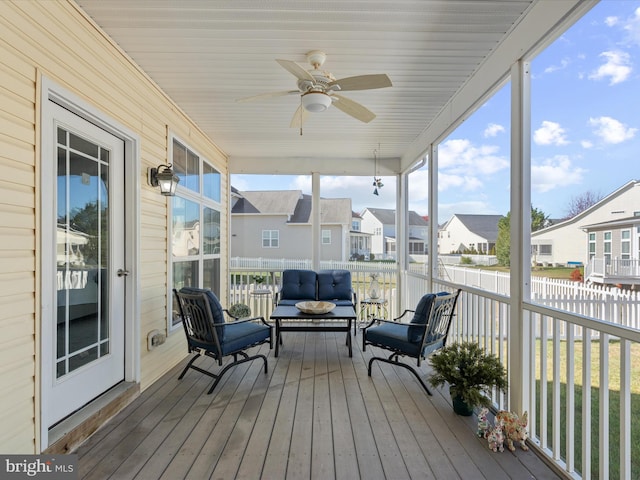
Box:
295;301;336;315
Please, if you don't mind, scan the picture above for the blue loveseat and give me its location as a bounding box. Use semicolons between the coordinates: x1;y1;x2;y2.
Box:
275;269;356;307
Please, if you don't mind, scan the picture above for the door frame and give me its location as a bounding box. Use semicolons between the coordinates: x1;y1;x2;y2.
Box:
39;76;141;450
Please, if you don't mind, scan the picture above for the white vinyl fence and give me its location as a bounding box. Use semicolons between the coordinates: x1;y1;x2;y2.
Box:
230;258;639;330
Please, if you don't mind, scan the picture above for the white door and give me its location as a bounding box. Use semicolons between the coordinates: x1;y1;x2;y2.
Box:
44;103;125;426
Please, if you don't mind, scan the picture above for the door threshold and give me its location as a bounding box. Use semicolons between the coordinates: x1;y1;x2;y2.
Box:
45;381;139;454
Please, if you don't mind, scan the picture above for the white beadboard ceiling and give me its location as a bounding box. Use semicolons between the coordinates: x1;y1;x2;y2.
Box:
75;0;590;175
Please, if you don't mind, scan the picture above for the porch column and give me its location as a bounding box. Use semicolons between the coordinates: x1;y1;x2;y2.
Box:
509;59;532;415
397;172;408;314
427;143;437;292
312;172;320;271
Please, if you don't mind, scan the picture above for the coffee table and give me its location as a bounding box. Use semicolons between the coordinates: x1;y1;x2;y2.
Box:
270;304;356;357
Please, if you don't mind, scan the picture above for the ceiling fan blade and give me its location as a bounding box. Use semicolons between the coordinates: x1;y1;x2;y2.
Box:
236;90;299;103
328;74;392;91
289;104;311;128
276;59;316;82
331;94;376;123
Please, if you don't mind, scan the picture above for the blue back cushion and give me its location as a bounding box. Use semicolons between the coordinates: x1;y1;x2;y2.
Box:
407;292;448;343
179;286;226;340
280;270;317;300
317;270;352;302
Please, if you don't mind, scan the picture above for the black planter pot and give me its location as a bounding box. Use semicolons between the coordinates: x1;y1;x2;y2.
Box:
450;387;474;416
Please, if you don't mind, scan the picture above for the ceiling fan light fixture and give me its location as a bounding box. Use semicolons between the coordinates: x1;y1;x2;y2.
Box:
301;91;331;112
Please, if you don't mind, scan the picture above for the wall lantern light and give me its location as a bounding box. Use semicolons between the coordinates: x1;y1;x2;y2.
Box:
148;164;180;196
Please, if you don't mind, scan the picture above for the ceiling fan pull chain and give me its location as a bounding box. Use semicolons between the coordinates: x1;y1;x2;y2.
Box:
299;97;303;136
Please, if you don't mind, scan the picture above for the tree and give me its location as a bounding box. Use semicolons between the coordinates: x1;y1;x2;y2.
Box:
563;190;602;220
496;207;549;266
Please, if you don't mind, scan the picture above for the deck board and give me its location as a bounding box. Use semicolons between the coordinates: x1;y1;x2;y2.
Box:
75;331;561;480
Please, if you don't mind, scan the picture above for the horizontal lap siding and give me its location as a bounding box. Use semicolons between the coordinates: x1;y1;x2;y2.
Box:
0;0;228;452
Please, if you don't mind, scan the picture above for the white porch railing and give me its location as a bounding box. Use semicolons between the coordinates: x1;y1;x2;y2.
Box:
585;258;640;284
403;272;640;480
228;258;399;321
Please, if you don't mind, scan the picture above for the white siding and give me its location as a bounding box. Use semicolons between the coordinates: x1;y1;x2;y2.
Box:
532;182;640;265
0;1;228;452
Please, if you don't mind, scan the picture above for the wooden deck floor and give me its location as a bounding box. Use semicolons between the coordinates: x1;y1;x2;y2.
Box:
75;330;560;479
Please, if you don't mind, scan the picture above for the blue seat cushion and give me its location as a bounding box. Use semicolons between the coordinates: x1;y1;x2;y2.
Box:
407;292;449;343
180;286;226;341
317;270;352;303
221;321;270;355
280;270;317;301
365;322;420;357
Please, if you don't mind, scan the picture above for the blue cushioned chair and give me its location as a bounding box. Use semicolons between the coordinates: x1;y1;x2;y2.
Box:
363;289;461;395
174;287;273;394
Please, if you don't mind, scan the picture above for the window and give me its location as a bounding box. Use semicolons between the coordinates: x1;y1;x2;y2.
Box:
604;231;612;264
352;220;360;231
322;230;331;244
621;229;630;260
539;244;552;255
170;137;221;328
262;230;279;248
588;232;596;260
374;227;382;236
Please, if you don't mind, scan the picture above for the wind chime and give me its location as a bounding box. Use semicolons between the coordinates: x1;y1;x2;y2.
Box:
372;148;383;195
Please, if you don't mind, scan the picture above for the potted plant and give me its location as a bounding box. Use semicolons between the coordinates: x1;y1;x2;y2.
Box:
228;303;251;319
428;341;508;416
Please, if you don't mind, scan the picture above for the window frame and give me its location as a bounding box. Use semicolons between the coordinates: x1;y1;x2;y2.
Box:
169;135;222;331
262;229;279;248
322;229;331;245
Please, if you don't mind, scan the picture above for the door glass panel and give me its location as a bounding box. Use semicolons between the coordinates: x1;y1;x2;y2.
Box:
56;127;110;378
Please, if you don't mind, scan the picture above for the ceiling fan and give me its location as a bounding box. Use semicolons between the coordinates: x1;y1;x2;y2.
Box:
237;50;392;127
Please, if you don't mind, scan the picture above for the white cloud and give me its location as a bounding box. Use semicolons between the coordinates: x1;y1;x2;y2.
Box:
438;172;483;192
622;7;640;46
588;50;632;85
580;139;594;149
605;16;619;27
483;123;505;138
588;116;637;144
544;58;570;74
533;121;569;146
532;156;585;193
438;138;509;175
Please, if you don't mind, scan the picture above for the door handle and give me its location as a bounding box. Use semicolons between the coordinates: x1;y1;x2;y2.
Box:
117;269;130;277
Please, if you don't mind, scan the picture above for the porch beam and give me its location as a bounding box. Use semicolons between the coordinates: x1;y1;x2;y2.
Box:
229;156;401;175
509;59;532;415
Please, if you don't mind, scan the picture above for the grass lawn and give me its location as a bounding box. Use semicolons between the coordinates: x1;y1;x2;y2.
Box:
535;339;640;479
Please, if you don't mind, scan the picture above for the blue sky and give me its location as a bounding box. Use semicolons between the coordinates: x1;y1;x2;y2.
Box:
232;1;639;222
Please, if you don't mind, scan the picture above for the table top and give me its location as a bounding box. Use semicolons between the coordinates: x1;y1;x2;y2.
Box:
271;304;356;320
361;298;387;304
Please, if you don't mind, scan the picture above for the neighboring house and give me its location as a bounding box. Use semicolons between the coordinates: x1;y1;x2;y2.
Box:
231;190;352;261
438;214;502;254
360;208;429;260
349;211;373;259
582;215;640;288
532;180;640;267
